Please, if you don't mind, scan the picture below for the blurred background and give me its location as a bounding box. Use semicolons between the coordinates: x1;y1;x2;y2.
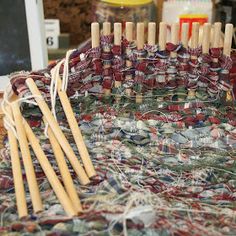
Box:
43;0;236;60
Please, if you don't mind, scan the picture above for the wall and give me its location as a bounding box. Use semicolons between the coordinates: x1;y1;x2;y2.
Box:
43;0;92;45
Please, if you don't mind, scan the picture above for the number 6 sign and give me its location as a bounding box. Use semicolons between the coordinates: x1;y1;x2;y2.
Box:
45;19;60;49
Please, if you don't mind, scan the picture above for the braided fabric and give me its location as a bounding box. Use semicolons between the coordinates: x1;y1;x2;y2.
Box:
10;36;234;102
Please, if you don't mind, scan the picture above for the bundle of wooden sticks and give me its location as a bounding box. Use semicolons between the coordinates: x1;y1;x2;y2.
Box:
3;75;97;217
2;21;234;219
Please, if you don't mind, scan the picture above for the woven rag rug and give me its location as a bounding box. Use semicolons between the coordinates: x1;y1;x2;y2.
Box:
1;37;236;236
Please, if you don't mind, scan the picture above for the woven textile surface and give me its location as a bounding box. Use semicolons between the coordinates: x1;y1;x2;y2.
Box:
1;36;236;235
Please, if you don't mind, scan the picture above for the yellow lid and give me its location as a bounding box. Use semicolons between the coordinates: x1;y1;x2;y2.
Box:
179;14;208;19
101;0;152;6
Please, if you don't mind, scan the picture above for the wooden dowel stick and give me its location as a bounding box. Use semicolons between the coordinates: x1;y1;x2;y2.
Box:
24;121;77;217
191;22;200;50
223;23;233;56
210;27;214;47
170;22;180;58
125;22;134;96
57;87;96;178
181;23;189;48
188;22;199;100
11;102;43;214
148;22;156;46
103;22;111;36
114;22;122;46
45;120;82;213
136;22;145;104
212;22;222;48
126;22;133;42
25;78;90;185
91;22;100;48
211;22;222;62
6;106;28;219
114;22;122;89
125;22;133;68
137;22;145;50
223;23;234;102
202;23;211;54
159;22;167;51
103;22;112;96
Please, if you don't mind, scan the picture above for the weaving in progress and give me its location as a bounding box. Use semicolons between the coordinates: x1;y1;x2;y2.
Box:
1;21;236;235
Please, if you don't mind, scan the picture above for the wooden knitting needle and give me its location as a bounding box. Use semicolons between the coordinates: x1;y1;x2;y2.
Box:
170;22;180;58
136;22;145;104
44;117;82;213
148;22;156;46
57;79;96;179
6;106;28;219
223;23;233;57
181;23;189;48
53;27;97;179
125;22;134;96
91;22;100;48
51;23;97;178
11;101;43;214
23;120;77;217
103;22;112;96
25;78;90;185
114;22;122;89
159;22;167;51
202;23;211;54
